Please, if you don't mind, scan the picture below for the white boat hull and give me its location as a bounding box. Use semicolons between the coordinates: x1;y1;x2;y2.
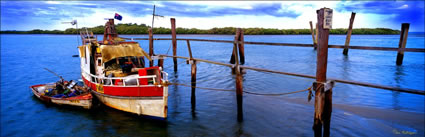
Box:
91;87;168;118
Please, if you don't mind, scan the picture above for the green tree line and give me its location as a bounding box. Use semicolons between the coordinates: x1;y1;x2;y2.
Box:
1;23;400;35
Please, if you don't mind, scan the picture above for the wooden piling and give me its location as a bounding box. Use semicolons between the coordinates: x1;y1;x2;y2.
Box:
148;28;154;67
191;61;197;109
238;28;245;65
396;23;409;65
171;18;178;71
187;40;193;59
343;12;356;55
230;29;241;64
314;8;332;137
310;21;317;49
233;39;243;122
315;23;319;50
187;39;196;108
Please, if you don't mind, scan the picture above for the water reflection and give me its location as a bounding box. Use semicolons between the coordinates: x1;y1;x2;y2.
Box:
233;122;245;137
88;106;169;137
341;55;351;80
392;66;405;110
169;72;181;118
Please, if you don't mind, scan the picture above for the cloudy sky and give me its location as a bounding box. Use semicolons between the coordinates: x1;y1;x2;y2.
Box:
1;1;424;32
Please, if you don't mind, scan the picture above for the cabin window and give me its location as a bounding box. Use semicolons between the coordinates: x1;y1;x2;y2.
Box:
97;59;102;66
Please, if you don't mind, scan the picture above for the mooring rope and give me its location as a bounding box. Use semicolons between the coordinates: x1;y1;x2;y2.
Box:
165;43;172;55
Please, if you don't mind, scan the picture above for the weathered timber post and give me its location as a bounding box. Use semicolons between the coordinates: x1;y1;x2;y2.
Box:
314;8;333;137
233;36;244;122
187;40;193;60
187;40;196;109
235;28;244;122
230;29;241;64
238;28;245;65
315;23;319;50
148;28;154;67
171;18;178;71
310;21;317;49
343;12;356;55
191;61;197;109
396;23;409;65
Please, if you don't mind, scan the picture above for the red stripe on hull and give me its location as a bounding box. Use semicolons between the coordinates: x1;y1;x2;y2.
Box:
82;76;163;97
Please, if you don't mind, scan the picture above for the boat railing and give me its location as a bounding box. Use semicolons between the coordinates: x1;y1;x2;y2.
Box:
161;71;168;81
81;68;168;87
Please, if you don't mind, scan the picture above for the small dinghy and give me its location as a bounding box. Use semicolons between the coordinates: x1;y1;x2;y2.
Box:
30;79;92;109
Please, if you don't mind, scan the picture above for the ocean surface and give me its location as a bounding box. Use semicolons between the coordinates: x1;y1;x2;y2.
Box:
1;34;424;137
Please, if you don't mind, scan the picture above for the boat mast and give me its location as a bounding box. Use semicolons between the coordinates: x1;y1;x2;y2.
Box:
151;5;164;31
62;20;79;46
151;5;155;30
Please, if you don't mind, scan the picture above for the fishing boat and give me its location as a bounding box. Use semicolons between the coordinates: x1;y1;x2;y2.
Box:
30;80;92;109
77;19;169;118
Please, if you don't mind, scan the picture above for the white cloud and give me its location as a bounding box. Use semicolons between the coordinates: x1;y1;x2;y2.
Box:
5;1;415;31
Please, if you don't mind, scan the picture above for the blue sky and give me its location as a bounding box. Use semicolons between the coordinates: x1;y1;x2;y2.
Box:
1;1;424;32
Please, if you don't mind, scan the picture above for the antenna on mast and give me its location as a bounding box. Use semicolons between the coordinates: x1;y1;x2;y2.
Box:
62;20;79;46
151;5;164;30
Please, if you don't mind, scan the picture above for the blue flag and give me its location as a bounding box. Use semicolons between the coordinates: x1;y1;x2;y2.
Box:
114;13;122;21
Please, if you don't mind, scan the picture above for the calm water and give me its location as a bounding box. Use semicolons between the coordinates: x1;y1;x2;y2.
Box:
1;34;424;137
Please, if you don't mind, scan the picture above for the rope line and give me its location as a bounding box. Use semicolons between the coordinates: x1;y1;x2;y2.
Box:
165;43;172;55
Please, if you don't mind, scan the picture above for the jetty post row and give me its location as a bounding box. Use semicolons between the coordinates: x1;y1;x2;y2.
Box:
121;7;425;137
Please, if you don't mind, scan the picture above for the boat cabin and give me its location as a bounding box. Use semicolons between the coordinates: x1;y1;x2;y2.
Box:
78;19;166;90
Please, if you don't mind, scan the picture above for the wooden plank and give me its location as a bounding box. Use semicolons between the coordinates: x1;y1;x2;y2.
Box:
397;23;410;65
120;37;425;52
158;54;425;95
171;18;177;71
343;12;356;55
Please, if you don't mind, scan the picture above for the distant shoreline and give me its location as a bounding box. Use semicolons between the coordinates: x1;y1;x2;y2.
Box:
1;33;417;35
1;23;403;35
